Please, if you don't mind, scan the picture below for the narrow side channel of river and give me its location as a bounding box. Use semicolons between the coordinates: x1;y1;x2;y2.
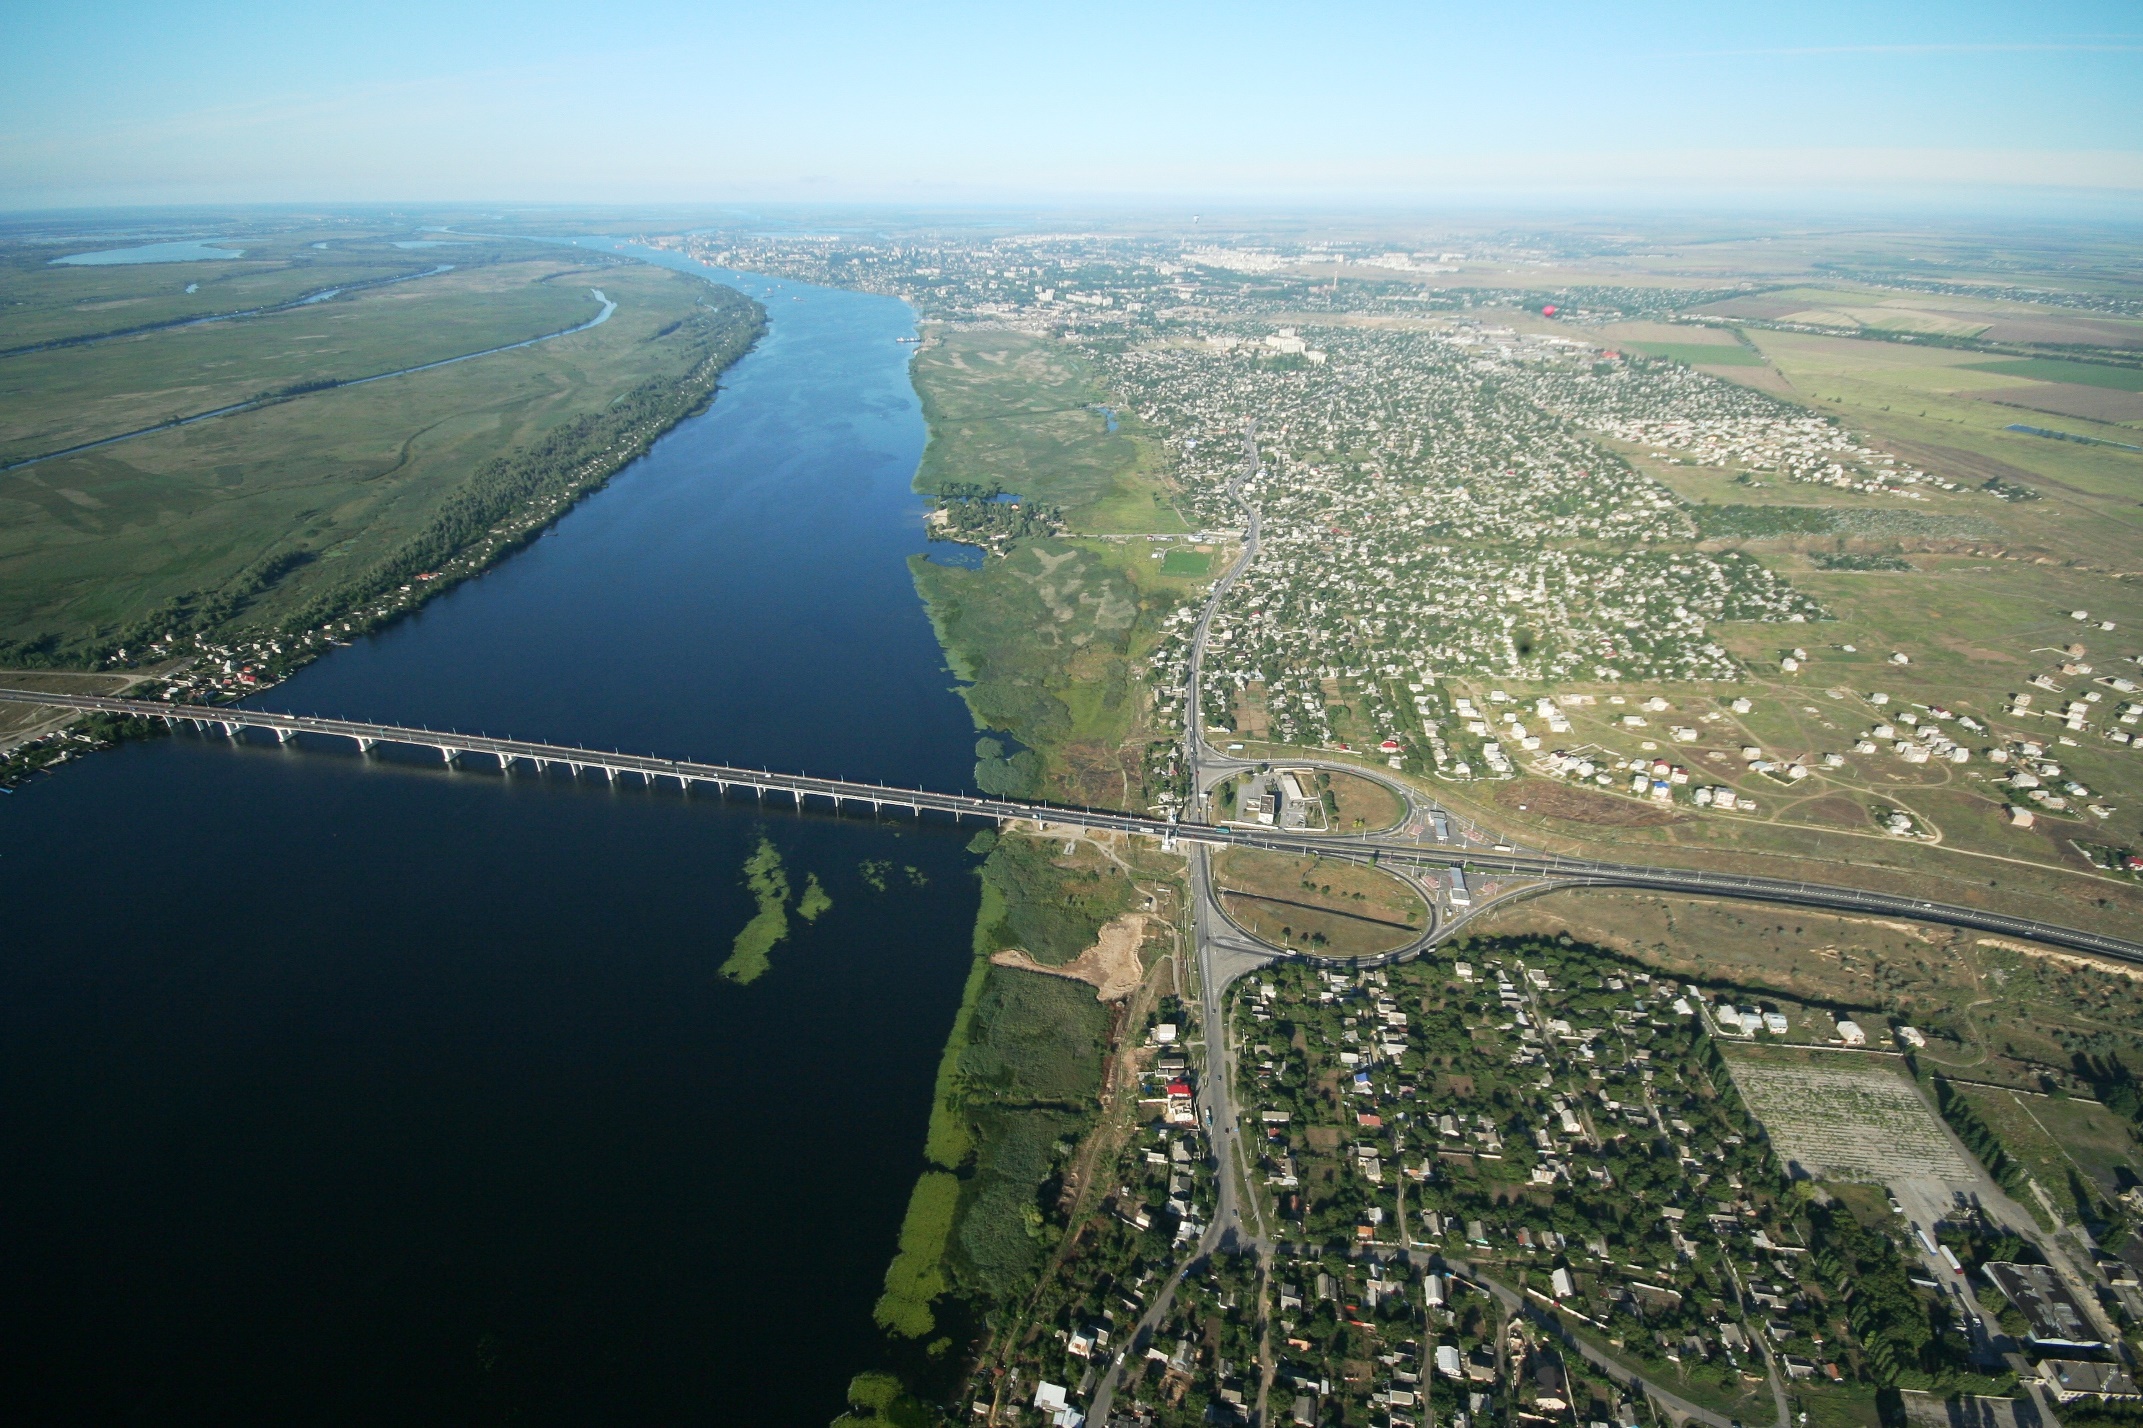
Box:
0;260;980;1424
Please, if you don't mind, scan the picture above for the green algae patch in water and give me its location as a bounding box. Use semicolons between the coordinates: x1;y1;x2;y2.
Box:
719;839;791;984
870;1171;959;1338
797;872;833;923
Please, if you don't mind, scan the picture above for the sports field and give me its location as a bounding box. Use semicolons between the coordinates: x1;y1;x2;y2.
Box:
1159;547;1211;576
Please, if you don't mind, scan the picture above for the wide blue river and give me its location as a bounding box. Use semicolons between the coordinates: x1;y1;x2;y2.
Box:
0;252;981;1424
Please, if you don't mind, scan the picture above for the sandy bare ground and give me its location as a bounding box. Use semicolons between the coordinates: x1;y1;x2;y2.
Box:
1979;937;2143;982
990;912;1152;1001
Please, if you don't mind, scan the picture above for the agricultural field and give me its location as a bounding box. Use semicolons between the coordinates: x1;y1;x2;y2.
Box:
1689;282;2143;350
1738;328;2143;515
1722;1054;1974;1187
1620;342;1767;367
0;232;760;664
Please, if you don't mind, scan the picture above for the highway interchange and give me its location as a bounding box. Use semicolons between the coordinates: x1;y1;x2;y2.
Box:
4;423;2138;1426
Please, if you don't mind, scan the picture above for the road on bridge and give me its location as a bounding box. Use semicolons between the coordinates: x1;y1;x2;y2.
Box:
8;412;2142;1426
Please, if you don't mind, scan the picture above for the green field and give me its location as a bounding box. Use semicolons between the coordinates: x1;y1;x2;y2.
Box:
0;238;760;662
1624;341;1766;366
0;228;517;353
1967;357;2143;392
1746;328;2143;509
1;259;604;464
1159;547;1211;576
913;326;1187;533
907;324;1205;806
1953;1083;2138;1226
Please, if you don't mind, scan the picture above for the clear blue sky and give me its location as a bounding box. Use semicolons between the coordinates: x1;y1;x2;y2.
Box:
3;0;2138;210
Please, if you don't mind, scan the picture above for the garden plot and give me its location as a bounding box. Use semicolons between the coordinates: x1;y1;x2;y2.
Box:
1726;1057;1976;1186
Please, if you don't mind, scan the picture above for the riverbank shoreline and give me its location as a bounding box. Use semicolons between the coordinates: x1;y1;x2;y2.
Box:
1;256;980;1427
0;268;765;787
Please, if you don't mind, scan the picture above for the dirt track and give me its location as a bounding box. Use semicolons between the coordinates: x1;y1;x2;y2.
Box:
990;912;1153;1001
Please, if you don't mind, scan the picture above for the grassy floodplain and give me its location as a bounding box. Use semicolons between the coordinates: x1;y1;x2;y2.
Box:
1;260;603;462
907;326;1204;808
912;325;1188;534
875;318;1208;1398
873;830;1161;1345
0;225;762;665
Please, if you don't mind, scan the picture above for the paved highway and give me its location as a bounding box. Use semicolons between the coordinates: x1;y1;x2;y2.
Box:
3;686;2137;965
12;419;2140;1425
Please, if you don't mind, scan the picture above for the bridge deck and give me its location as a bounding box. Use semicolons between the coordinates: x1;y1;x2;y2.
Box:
6;687;2138;964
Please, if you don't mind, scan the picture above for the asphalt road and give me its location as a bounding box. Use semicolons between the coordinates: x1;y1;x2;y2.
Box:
12;414;2138;1426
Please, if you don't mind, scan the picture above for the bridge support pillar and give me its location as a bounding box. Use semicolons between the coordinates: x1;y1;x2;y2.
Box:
274;727;294;743
440;746;458;764
354;736;375;753
221;721;238;737
497;751;512;771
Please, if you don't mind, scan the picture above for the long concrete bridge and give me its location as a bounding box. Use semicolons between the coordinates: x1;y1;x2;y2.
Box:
8;686;2141;965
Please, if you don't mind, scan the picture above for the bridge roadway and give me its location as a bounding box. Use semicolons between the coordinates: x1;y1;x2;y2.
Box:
7;685;2143;964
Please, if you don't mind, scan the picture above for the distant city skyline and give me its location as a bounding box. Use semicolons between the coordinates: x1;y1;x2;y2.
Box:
3;0;2140;211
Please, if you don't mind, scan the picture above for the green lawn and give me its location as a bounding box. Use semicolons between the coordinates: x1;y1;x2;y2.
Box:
1160;547;1212;576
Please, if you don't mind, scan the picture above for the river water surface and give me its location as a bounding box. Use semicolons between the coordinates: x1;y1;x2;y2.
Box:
1;257;982;1423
